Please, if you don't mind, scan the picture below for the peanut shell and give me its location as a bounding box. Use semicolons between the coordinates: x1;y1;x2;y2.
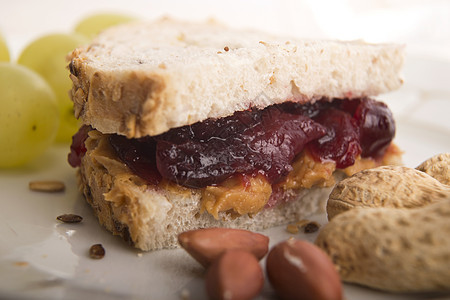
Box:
416;153;450;185
316;199;450;292
327;165;450;220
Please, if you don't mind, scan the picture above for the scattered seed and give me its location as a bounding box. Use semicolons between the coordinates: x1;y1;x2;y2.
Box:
89;244;105;259
29;180;65;192
304;221;320;233
56;214;83;223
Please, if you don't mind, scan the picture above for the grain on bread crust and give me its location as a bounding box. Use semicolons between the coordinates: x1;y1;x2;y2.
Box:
69;17;404;138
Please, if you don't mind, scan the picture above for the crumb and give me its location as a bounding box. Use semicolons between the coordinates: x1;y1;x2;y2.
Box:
296;219;310;228
13;261;29;267
287;219;314;234
287;219;321;234
177;33;186;41
286;224;299;234
180;288;190;300
137;253;143;257
269;75;276;84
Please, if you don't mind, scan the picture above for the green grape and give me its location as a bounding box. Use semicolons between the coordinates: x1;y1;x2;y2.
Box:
0;32;10;62
0;63;59;168
74;12;136;39
17;33;88;143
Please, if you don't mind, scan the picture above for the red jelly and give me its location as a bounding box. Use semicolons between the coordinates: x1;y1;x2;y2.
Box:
70;98;396;189
68;125;90;168
155;106;327;188
354;98;395;158
307;108;361;168
110;135;162;186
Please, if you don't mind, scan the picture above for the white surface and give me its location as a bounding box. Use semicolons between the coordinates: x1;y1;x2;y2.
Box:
0;125;449;300
1;1;450;299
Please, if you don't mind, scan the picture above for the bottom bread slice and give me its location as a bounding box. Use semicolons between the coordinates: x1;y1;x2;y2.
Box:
76;130;395;251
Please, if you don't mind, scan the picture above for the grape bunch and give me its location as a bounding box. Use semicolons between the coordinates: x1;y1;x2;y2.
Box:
0;13;136;168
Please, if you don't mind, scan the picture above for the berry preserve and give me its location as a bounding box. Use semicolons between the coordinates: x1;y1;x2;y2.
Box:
69;98;395;189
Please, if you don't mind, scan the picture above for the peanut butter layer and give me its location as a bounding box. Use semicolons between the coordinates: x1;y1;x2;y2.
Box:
85;129;401;220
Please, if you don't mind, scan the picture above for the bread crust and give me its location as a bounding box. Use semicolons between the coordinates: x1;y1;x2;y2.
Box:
69;18;404;138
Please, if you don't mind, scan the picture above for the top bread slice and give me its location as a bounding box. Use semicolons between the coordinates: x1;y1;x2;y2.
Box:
69;17;404;138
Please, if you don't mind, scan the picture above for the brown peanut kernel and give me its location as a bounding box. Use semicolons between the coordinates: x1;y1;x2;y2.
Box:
89;244;105;259
57;214;83;223
29;180;65;192
224;46;229;51
178;228;269;268
206;250;264;300
267;239;343;300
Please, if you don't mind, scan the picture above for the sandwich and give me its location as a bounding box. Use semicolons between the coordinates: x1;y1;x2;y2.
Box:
67;18;404;251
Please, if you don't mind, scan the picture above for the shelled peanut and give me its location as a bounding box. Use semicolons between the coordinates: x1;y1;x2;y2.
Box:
178;228;343;300
205;249;264;300
179;228;268;300
178;227;269;268
266;239;342;300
